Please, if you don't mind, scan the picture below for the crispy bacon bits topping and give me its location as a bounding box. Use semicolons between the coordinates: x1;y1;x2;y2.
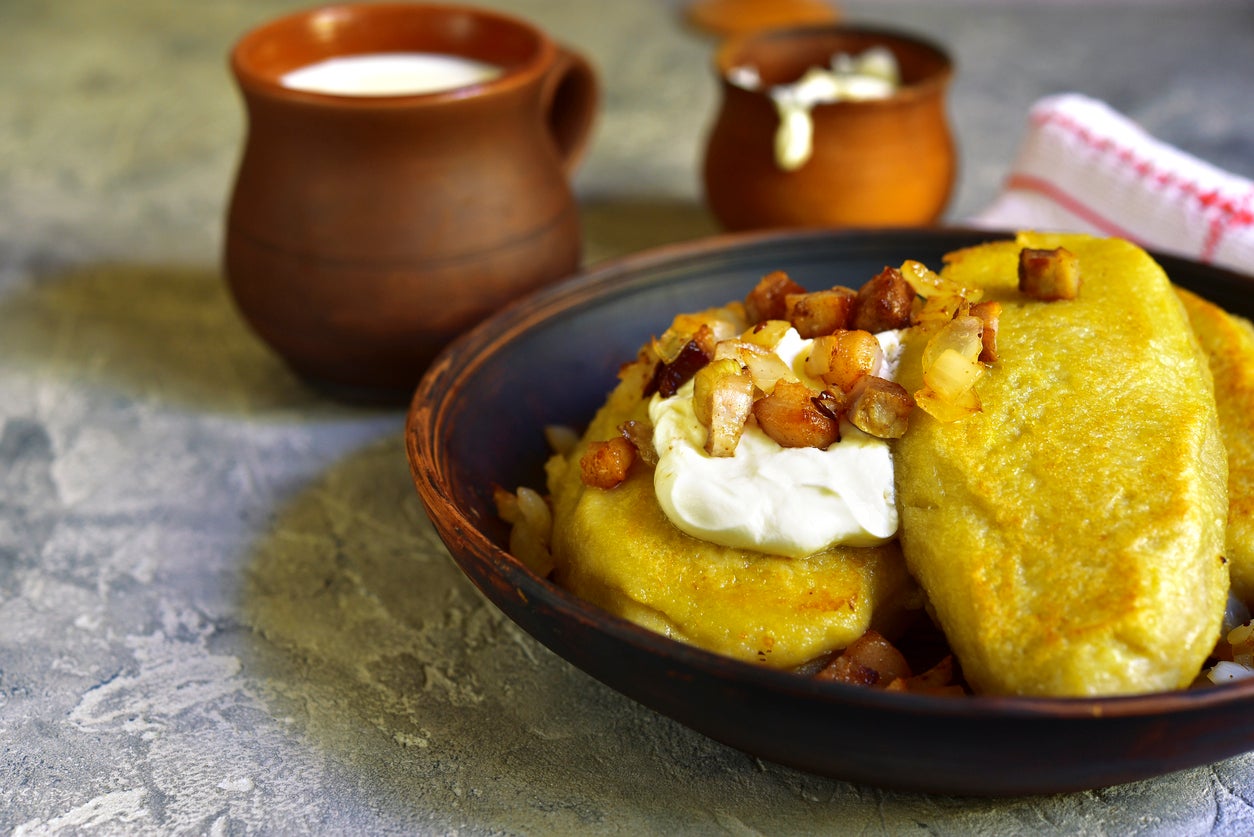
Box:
579;436;636;489
851;267;914;333
579;247;1088;487
745;269;805;323
815;630;965;696
847;376;915;439
1018;246;1081;301
805;329;884;392
784;287;856;338
754;379;842;449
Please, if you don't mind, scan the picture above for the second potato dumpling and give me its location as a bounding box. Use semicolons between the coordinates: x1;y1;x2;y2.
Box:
892;232;1229;697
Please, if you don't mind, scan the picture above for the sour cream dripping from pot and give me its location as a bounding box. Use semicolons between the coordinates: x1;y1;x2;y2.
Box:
728;47;901;171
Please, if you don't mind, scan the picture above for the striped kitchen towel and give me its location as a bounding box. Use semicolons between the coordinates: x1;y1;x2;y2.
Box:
971;93;1254;276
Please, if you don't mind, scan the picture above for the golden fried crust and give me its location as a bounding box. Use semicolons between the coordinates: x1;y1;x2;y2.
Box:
1178;286;1254;605
892;233;1229;696
546;313;920;670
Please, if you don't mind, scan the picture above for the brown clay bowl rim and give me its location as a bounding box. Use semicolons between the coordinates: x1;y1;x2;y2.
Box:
714;22;954;107
405;227;1254;735
230;2;556;108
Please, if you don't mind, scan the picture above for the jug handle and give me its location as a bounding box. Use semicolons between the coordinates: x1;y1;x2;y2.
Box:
542;45;599;176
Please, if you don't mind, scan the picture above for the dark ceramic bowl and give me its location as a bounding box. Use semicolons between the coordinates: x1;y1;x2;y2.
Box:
405;227;1254;796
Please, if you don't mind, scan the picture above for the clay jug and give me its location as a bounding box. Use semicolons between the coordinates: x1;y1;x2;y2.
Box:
703;25;954;231
225;3;597;400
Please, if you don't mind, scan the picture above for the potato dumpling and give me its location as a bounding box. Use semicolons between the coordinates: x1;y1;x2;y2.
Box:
892;233;1229;697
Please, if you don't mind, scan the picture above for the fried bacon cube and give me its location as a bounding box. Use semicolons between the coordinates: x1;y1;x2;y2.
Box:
852;266;915;332
816;630;911;687
805;329;884;392
846;376;915;439
745;270;806;323
783;287;857;338
816;629;966;695
753;380;841;449
578;436;636;489
1018;246;1081;301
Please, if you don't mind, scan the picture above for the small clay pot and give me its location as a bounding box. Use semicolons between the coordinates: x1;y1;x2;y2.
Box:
684;0;840;38
702;25;955;231
225;3;597;401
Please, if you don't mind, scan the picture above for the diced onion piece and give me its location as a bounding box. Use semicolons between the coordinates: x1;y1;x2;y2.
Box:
740;318;792;350
618;419;658;467
1228;621;1254;668
847;376;915;439
923;348;984;401
784;287;857;338
495;486;555;577
717;339;795;393
1208;661;1254;684
916;313;986;421
514;486;552;540
509;517;555;577
649;330;713;397
544;424;579;456
803;334;839;380
493;485;523;525
922;315;984;371
1018;246;1081;301
693;359;756;457
911;291;968;333
899;259;982;303
693;358;739;426
753;380;841;449
915;385;982;422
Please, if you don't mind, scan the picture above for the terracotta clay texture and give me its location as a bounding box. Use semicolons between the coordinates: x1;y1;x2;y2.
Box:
225;3;597;400
703;25;954;231
684;0;839;38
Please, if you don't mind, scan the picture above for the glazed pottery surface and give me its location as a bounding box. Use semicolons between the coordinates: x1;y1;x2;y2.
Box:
703;26;955;231
225;3;597;399
406;227;1254;796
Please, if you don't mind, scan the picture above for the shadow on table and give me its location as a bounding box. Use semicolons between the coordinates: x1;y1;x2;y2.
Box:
239;429;771;830
0;261;381;416
231;341;1254;832
242;430;1035;829
579;197;722;263
0;201;718;415
235;430;1254;831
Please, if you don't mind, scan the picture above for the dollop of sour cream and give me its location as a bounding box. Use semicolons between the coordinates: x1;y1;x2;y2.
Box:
649;328;905;558
729;47;901;172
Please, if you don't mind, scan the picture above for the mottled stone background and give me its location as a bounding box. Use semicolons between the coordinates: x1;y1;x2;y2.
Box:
2;0;1253;833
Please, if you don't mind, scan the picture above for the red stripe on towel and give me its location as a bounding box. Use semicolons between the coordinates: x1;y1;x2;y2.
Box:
1030;107;1254;263
1003;172;1142;242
